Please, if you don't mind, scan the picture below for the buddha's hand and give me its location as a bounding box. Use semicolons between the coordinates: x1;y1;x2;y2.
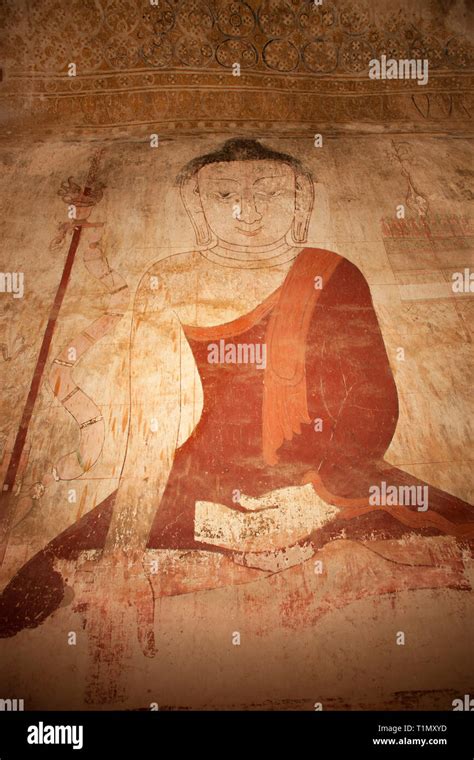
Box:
74;548;157;659
194;484;340;553
237;492;279;511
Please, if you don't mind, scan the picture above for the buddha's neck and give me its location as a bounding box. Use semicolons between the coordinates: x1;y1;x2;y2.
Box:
209;237;300;265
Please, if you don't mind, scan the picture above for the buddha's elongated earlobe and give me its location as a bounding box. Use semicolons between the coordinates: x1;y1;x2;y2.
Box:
180;175;212;246
291;172;314;244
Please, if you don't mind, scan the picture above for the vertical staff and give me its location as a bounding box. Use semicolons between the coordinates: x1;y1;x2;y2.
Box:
0;149;105;566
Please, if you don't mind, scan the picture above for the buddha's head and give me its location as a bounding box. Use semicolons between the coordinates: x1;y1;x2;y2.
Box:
178;139;314;249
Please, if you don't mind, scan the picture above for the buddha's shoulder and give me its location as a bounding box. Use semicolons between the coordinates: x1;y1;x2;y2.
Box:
134;250;208;311
301;246;368;280
140;249;204;279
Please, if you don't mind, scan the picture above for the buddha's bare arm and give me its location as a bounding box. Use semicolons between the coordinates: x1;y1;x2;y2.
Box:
103;279;182;558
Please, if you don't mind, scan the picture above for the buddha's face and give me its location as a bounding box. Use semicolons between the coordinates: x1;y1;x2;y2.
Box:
197;160;296;247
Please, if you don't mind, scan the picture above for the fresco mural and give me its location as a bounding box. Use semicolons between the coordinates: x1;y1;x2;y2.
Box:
0;138;474;705
0;0;473;714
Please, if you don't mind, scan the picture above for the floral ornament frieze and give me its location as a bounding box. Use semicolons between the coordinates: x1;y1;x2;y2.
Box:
1;0;472;78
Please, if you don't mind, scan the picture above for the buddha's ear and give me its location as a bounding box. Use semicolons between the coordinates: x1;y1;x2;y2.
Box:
291;172;314;244
179;174;212;246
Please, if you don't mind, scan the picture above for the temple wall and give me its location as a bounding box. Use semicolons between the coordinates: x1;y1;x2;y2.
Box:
0;0;472;711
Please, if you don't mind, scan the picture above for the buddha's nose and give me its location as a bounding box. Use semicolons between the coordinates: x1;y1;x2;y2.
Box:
238;191;262;225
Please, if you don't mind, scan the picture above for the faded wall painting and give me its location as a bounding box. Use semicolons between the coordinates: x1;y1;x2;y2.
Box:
0;0;473;714
0;133;473;710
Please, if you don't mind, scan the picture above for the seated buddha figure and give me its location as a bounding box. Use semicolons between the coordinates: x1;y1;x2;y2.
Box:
1;138;473;645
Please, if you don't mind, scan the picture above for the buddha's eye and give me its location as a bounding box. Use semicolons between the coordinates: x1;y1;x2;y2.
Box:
255;189;282;199
211;190;238;201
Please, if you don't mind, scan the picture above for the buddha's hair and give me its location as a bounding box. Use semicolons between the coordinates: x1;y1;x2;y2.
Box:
177;138;309;184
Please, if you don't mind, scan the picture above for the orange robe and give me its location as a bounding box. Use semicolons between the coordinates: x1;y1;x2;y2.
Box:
1;248;473;636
